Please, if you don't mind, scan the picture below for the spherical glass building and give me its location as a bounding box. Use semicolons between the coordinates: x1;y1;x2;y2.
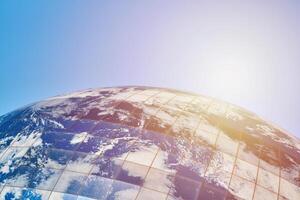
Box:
0;86;299;200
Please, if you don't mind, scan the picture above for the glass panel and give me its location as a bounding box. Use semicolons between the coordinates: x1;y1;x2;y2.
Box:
5;166;62;191
198;184;227;200
126;145;158;166
184;97;211;114
151;150;176;174
229;175;255;200
279;178;300;200
35;168;63;191
108;179;140;200
136;187;167;200
102;138;137;159
257;167;279;193
216;134;239;156
39;131;82;150
259;145;280;175
141;130;176;152
54;171;87;195
234;159;258;182
205;152;235;187
144;167;173;193
144;97;169;109
145;92;175;105
197;117;219;135
237;142;260;166
99;110;140;127
140;103;160;117
127;94;150;102
91;122;141;139
167;95;194;110
205;162;232;189
253;185;277;200
194;127;218;147
77;135;109;155
21;146;73;170
259;159;280;176
207;102;227;116
280;161;300;187
90;157;123;179
166;144;212;181
43;148;74;170
49;192;78;200
168;175;201;200
171;112;200;138
139;89;160;96
115;161;149;186
107;89;138;101
146;108;178;133
66;152;98;174
79;175;114;199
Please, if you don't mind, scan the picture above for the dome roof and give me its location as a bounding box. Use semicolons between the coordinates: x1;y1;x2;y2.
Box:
0;86;299;200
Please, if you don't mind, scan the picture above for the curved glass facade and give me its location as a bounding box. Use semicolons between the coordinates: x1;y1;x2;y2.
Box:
0;86;299;200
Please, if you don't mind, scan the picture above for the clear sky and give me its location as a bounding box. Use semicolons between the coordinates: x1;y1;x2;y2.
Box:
1;1;299;138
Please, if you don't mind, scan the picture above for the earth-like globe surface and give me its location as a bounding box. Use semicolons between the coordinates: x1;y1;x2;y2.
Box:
0;86;299;200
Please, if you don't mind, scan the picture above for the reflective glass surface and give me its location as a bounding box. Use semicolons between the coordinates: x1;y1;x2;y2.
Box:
0;86;299;199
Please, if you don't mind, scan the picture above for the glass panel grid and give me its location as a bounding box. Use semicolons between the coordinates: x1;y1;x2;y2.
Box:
0;87;299;200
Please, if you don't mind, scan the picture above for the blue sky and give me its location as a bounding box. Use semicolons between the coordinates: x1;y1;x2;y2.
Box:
1;1;299;138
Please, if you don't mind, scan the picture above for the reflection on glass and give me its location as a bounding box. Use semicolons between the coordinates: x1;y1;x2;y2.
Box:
0;86;299;199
